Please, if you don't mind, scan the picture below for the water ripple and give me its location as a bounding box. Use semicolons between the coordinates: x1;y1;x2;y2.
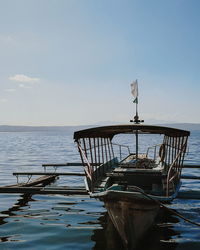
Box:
0;130;199;249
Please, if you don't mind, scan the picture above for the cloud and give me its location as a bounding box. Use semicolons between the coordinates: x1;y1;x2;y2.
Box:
0;35;16;46
0;98;8;103
4;88;16;92
19;84;32;89
9;74;40;83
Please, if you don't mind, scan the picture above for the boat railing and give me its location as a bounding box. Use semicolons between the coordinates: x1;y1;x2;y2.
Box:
146;144;161;161
166;142;187;196
77;144;93;181
112;143;131;161
76;141;118;192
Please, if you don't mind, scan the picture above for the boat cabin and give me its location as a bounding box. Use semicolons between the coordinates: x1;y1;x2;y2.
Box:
74;125;190;197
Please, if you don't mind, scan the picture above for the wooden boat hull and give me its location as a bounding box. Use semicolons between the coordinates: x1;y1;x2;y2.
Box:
93;190;159;249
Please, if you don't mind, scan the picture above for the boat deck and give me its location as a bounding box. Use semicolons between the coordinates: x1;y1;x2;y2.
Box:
95;154;166;193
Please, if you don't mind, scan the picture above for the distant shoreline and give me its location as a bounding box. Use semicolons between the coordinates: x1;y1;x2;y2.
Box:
0;125;91;133
0;123;200;132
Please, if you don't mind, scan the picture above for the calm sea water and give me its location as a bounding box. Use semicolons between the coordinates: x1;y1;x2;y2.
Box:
0;130;199;250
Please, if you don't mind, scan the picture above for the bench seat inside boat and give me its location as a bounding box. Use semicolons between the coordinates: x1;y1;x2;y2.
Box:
107;168;165;190
113;167;164;174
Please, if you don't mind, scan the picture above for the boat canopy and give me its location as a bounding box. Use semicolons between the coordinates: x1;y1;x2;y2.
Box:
74;125;190;140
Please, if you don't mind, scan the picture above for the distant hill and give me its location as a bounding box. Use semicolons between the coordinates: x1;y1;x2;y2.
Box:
157;123;200;131
0;125;91;133
0;123;199;132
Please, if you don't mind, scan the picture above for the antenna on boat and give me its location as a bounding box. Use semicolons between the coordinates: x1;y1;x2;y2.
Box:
130;80;144;160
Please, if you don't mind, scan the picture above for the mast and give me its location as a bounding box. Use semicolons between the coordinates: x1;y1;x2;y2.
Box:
130;80;144;160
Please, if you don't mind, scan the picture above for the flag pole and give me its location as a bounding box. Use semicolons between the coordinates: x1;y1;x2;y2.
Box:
130;79;144;161
130;79;139;124
135;98;139;124
135;93;139;160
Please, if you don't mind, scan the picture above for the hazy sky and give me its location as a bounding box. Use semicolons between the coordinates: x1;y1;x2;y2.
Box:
0;0;200;126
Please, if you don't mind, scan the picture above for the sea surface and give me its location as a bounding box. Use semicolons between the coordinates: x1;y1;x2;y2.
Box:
0;129;200;250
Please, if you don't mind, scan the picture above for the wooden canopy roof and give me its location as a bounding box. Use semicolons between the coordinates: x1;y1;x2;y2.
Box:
74;125;190;140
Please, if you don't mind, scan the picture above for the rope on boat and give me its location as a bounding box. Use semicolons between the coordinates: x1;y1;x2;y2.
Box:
131;186;200;227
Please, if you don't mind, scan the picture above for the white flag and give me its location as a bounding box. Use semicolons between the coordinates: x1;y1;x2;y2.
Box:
130;80;138;98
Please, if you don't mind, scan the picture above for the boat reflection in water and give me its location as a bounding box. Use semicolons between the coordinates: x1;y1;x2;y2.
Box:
0;193;181;250
92;208;180;250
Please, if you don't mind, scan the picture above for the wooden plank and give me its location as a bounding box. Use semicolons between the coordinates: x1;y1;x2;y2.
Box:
42;163;83;167
182;165;200;168
0;186;88;195
181;175;200;180
40;164;200;171
113;168;163;174
42;186;86;190
6;175;57;188
178;190;200;199
13;172;85;176
42;162;102;167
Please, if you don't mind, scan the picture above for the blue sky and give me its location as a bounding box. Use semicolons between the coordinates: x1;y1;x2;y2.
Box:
0;0;199;125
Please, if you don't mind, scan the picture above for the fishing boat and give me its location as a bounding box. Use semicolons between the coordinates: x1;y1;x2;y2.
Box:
73;82;190;249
